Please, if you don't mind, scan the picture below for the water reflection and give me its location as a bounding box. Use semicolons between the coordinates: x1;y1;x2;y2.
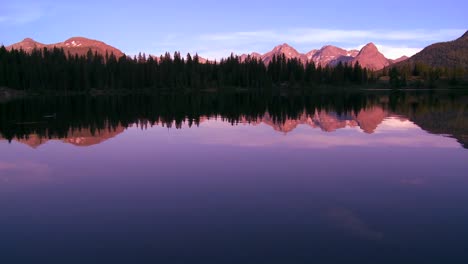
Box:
1;91;467;264
324;207;383;241
0;90;466;148
0;160;50;184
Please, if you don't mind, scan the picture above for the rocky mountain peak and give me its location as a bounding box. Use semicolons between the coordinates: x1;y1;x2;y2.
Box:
359;42;379;54
351;43;391;70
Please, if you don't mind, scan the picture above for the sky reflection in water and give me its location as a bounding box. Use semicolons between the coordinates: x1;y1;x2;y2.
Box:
0;94;467;264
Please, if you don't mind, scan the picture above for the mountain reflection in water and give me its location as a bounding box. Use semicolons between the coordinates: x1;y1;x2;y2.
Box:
0;90;467;149
1;90;468;264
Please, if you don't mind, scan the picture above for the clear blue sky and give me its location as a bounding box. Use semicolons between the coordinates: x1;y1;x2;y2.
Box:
1;0;466;59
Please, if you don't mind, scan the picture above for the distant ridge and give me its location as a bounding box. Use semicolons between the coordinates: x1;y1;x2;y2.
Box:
6;36;410;70
393;30;468;70
310;45;351;66
6;37;124;58
390;56;409;64
241;42;403;70
2;125;125;148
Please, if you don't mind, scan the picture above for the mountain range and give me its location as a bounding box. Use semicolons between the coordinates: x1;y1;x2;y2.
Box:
240;106;388;134
7;37;405;70
2;125;125;148
6;30;468;71
6;37;124;58
1;107;389;148
241;42;407;70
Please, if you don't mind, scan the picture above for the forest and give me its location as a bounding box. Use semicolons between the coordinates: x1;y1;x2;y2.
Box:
1;46;466;93
0;46;373;92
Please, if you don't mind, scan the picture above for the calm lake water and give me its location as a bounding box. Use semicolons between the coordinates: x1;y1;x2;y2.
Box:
1;91;467;264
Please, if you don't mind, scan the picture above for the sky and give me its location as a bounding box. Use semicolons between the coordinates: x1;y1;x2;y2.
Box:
0;0;466;59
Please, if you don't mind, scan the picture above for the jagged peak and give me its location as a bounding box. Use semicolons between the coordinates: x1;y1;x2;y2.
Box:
269;43;302;57
363;42;378;49
358;42;379;54
274;43;294;50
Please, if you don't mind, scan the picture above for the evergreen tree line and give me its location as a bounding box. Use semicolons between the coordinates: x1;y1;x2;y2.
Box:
0;92;372;141
1;91;466;148
0;46;373;92
384;62;466;88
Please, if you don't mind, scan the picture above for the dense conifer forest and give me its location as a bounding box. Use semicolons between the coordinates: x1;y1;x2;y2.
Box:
0;46;374;92
1;46;466;93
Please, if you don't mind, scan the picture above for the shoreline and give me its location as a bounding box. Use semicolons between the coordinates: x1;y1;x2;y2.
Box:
1;85;467;102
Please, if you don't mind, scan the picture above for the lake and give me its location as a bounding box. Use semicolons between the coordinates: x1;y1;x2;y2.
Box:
1;90;467;264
